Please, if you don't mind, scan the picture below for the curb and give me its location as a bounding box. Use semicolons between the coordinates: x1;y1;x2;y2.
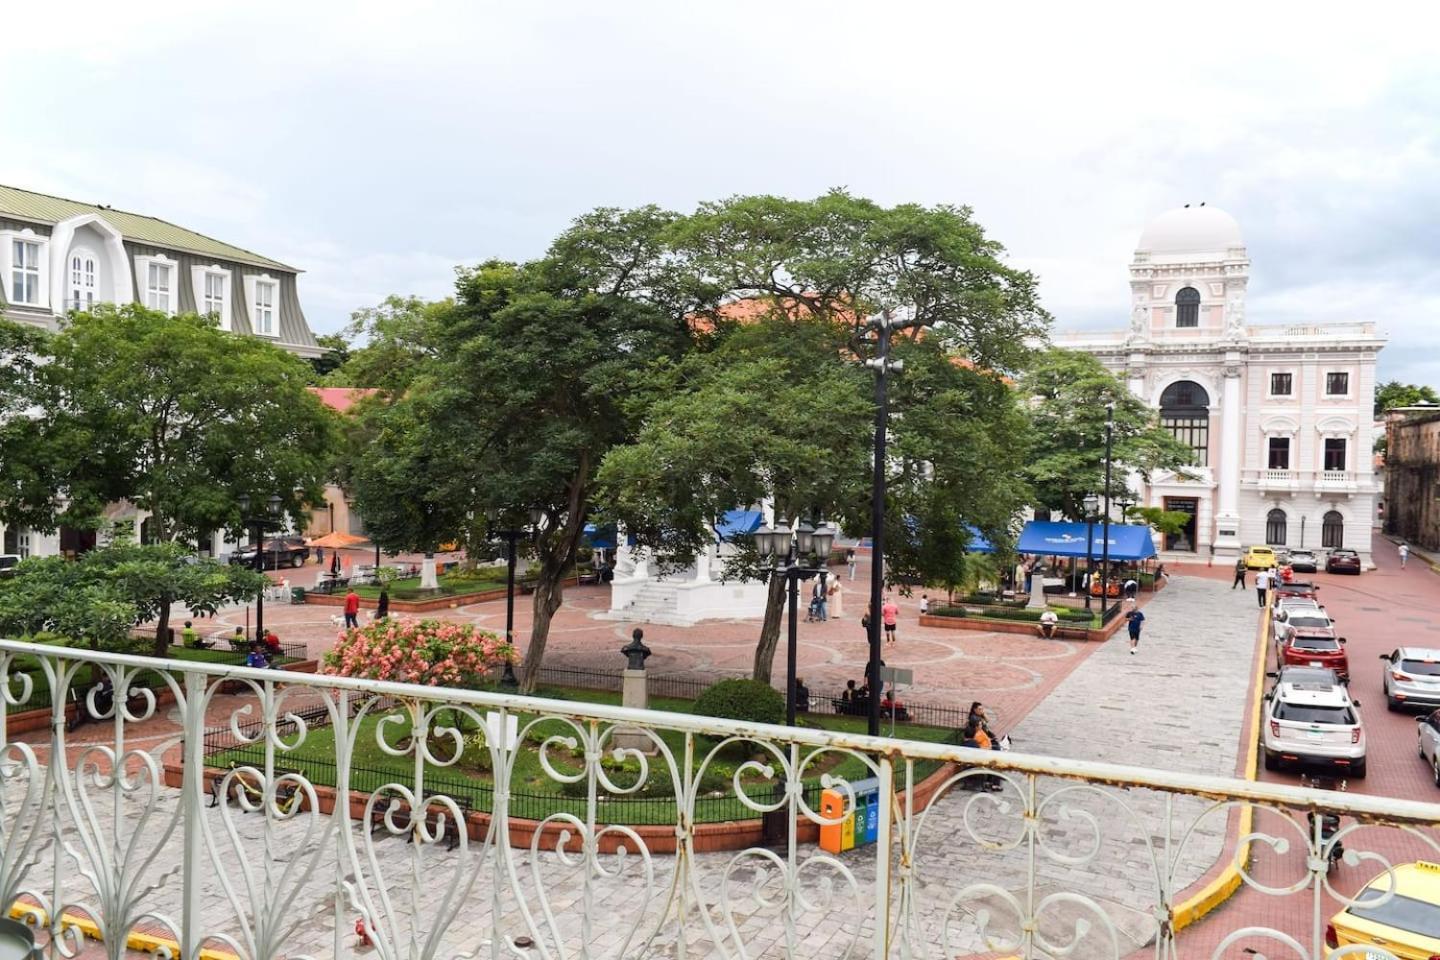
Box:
9;904;239;960
1167;589;1269;930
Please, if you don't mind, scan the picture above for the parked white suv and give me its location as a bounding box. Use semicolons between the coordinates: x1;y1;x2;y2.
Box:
1382;648;1440;712
1262;670;1366;778
0;554;20;578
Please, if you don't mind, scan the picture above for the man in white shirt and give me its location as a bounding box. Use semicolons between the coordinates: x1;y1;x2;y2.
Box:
1255;568;1272;609
1399;542;1410;569
1038;609;1059;639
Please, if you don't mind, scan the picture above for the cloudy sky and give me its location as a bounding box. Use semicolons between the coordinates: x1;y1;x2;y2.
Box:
5;1;1439;383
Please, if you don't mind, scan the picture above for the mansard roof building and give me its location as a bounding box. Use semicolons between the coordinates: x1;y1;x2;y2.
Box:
0;184;320;357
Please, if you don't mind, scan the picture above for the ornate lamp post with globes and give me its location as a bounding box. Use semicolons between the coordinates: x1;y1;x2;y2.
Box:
1082;492;1100;612
486;507;543;690
752;519;837;726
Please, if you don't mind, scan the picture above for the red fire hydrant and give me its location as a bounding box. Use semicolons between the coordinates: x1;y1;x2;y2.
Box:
355;918;371;947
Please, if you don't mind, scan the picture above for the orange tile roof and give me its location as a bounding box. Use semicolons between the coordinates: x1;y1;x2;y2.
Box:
308;387;376;414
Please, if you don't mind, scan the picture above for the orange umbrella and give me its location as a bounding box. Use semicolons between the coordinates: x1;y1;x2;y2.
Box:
306;531;370;549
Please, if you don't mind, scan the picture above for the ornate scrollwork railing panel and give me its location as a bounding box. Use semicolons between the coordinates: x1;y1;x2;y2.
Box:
0;638;1439;960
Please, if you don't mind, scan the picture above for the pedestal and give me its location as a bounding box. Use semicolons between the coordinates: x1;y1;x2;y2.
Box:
613;668;656;754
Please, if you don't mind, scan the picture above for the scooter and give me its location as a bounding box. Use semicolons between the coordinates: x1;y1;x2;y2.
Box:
1302;773;1347;871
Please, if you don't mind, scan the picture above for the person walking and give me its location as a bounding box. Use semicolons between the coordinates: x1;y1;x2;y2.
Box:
882;595;900;644
846;548;857;581
1125;606;1145;654
919;594;930;616
1254;567;1271;609
1399;542;1410;569
343;588;361;630
1232;557;1246;589
813;577;828;622
315;546;325;567
375;588;390;621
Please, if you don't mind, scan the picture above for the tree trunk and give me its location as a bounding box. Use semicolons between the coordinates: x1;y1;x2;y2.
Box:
518;573;565;693
420;552;439;590
152;598;173;658
750;574;788;683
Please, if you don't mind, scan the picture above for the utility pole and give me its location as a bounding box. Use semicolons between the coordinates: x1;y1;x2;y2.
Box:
864;312;903;737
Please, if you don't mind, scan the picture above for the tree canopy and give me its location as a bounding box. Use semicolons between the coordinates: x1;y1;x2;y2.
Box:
1375;380;1440;418
2;305;339;544
1021;348;1192;520
0;540;266;653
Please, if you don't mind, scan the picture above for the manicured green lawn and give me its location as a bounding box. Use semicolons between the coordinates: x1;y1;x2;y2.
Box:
209;685;959;824
347;576;507;601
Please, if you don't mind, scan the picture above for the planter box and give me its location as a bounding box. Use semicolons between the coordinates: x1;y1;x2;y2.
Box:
304;587;508;613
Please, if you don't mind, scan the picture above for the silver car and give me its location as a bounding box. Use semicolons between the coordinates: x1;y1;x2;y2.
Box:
1261;672;1366;778
1382;647;1440;711
1416;710;1440;785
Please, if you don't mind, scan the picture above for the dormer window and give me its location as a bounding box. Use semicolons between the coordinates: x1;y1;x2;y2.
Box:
10;239;41;305
135;253;178;315
190;265;232;330
146;262;172;312
69;250;97;311
244;274;280;338
1175;286;1200;328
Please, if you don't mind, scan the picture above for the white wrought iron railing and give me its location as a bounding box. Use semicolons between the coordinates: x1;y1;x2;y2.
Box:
3;637;1440;960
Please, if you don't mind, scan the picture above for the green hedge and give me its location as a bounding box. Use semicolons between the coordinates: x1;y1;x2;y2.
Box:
931;605;1093;624
693;678;785;726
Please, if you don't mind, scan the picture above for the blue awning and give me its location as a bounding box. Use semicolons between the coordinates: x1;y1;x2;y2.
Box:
714;509;763;541
1015;521;1157;561
965;525;997;554
582;523;617;549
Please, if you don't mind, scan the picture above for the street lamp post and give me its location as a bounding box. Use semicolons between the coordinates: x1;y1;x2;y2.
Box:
238;494;283;642
1082;492;1100;611
754;520;836;726
863;311;904;738
1099;403;1116;623
488;508;543;689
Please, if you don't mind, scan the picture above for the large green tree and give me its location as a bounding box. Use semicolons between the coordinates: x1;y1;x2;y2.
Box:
10;305;339;544
340;207;710;689
0;320;59;535
603;192;1045;680
1375;380;1440;418
0;540;266;654
1021;348;1192;519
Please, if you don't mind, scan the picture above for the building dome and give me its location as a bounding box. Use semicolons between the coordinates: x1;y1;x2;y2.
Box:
1136;205;1244;258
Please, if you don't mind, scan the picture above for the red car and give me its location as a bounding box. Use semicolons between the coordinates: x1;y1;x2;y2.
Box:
1325;549;1362;575
1276;609;1349;680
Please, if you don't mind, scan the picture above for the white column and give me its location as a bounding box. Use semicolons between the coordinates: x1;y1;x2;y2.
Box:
1213;357;1243;555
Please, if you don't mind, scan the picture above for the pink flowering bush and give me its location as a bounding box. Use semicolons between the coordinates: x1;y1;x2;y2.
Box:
322;618;514;690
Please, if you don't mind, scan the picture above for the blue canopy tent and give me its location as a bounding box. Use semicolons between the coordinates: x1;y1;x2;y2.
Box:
965;524;997;555
713;509;763;542
581;523;617;550
1015;521;1157;561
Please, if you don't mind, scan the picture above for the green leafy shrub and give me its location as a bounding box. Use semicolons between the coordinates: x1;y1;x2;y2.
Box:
692;678;785;727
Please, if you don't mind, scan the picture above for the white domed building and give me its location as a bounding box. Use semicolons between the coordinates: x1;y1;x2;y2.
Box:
1058;205;1385;568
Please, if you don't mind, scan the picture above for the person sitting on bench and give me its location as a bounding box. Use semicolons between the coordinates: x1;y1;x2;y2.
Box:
1038;609;1059;639
181;620;213;649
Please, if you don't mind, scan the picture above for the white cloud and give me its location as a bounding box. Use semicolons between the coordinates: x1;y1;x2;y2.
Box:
3;0;1440;382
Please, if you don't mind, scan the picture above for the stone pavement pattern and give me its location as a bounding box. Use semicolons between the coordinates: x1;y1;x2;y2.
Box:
12;575;1263;959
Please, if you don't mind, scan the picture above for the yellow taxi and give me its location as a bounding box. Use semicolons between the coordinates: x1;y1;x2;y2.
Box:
1245;545;1279;570
1327;861;1440;958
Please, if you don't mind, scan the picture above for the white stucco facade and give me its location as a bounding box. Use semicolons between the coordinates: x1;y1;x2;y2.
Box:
1057;205;1385;568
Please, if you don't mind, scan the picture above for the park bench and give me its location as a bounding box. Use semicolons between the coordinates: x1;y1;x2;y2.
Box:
208;763;305;812
368;791;473;851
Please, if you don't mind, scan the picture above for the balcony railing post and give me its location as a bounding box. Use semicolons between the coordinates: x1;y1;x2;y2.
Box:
873;751;894;960
180;670;206;960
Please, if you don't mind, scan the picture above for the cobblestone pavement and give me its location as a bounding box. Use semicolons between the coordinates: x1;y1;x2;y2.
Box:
12;575;1264;959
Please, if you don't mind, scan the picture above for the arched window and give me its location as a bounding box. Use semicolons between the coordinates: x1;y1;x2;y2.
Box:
1159;380;1210;466
69;247;98;311
1175;286;1200;328
1322;510;1344;549
1265;508;1287;546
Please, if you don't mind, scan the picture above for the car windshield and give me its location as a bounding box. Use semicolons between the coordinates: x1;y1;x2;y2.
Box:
1289;616;1332;630
1350;891;1440;939
1292;637;1339;650
1400;660;1440;677
1275;702;1354;724
1332;551;1357;559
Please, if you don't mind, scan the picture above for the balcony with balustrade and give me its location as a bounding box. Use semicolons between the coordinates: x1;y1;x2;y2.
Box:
1;638;1438;960
1246;467;1302;493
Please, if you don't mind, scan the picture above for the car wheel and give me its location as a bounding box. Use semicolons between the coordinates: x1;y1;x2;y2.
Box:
292;554;304;569
1433;756;1440;787
1264;750;1279;772
1390;696;1402;712
1352;759;1367;780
